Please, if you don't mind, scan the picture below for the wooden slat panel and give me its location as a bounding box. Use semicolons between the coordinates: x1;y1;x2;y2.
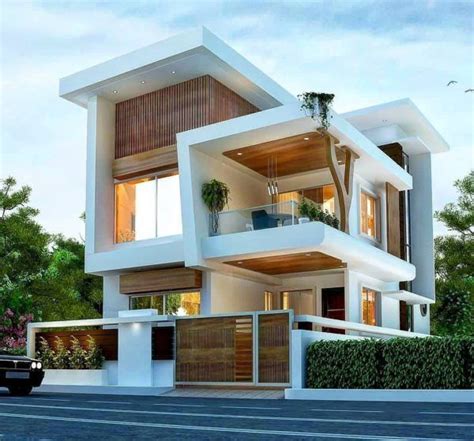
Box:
36;329;118;361
115;75;258;159
112;144;178;180
258;313;290;384
152;326;174;361
120;268;202;294
225;252;344;275
386;182;401;258
176;316;253;383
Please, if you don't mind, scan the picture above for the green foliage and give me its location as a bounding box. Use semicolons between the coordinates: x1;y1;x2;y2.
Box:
307;340;381;388
298;92;335;130
382;337;469;389
53;337;70;369
298;198;339;229
306;337;473;389
69;336;87;369
433;171;473;336
37;337;54;369
201;179;230;234
36;335;104;370
84;335;104;369
165;293;182;315
0;176;102;341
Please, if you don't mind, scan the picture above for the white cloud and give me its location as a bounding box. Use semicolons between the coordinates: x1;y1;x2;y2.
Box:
1;0;472;239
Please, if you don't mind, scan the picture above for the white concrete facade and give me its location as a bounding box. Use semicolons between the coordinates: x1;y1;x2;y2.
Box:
60;27;449;339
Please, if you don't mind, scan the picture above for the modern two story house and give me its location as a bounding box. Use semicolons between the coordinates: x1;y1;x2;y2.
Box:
36;27;449;388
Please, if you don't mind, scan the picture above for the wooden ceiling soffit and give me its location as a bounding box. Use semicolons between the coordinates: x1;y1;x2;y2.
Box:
223;132;345;177
120;267;202;294
224;252;344;275
113;144;178;180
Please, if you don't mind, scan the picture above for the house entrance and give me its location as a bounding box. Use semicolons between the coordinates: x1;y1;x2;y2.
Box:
321;287;345;334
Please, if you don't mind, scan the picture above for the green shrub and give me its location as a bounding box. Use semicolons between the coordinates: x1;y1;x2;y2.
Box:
69;336;87;369
307;339;382;388
306;337;474;389
52;336;70;369
36;337;54;368
84;335;104;369
382;337;468;389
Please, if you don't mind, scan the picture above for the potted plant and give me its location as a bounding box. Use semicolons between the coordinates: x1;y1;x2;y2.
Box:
298;198;312;224
202;179;230;235
298;92;335;131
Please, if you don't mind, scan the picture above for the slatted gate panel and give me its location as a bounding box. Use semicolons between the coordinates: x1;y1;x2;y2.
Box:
176;315;253;383
258;313;290;384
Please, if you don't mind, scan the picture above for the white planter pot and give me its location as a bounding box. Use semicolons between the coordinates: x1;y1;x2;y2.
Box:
299;217;310;224
43;369;108;386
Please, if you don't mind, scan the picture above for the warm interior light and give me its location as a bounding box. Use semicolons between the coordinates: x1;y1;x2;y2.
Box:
237;261;243;265
305;253;311;257
237;152;243;156
303;137;309;141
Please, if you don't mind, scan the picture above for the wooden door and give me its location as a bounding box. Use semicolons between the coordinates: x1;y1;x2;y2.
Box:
321;287;345;334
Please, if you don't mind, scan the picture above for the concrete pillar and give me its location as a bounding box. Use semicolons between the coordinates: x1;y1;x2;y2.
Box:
117;309;156;387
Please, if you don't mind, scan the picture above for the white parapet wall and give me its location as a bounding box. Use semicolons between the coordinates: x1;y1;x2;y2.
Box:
43;369;107;386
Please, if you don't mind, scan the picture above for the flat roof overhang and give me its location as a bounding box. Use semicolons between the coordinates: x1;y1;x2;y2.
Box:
201;222;416;283
179;103;413;191
342;98;450;154
59;27;296;110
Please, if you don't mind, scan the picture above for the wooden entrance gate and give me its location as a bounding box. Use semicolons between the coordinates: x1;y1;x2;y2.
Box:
175;311;291;385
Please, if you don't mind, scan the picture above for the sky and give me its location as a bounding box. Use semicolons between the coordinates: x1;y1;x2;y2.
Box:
1;0;473;240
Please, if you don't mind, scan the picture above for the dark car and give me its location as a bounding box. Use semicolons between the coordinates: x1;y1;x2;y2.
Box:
0;351;45;395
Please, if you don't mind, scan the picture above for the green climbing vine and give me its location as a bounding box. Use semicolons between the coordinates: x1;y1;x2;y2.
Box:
298;92;335;130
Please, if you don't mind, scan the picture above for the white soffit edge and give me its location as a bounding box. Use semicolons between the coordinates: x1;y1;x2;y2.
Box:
342;98;450;154
59;27;296;110
383;290;435;305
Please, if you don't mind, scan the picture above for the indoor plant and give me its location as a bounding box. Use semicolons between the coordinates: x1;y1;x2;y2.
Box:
202;179;230;235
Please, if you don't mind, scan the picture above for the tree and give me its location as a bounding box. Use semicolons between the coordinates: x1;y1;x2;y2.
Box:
0;176;103;351
432;171;474;336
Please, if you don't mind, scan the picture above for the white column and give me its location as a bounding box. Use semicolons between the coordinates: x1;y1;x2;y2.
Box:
117;310;156;387
103;275;129;319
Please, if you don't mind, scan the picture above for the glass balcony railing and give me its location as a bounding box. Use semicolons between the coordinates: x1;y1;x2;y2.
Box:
209;201;300;236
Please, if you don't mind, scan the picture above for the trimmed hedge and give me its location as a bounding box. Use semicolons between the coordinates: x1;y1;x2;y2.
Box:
306;337;473;389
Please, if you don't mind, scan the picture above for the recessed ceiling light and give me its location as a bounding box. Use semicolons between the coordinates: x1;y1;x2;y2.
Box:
303;137;310;141
305;253;311;257
237;261;243;265
113;90;118;94
140;80;146;84
171;70;176;74
237;152;243;156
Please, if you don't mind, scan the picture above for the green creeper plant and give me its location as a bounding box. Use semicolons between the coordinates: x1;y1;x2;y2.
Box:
298;92;335;130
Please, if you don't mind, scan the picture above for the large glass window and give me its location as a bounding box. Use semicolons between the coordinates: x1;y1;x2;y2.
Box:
360;191;378;240
276;184;336;214
115;174;182;243
361;287;378;326
264;291;274;311
130;291;200;316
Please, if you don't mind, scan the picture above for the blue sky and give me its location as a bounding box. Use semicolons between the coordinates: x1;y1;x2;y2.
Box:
1;0;473;239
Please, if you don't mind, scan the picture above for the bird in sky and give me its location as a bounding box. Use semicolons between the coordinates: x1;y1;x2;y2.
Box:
447;80;458;86
465;88;474;93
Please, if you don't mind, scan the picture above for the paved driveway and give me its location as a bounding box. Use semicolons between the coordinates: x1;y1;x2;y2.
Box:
0;391;472;440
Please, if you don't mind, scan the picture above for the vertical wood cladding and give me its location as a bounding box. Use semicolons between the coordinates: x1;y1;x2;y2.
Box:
115;75;259;159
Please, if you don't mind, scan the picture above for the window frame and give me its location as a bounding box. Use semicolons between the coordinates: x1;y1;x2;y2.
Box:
359;188;381;243
129;290;201;316
360;286;380;326
114;168;181;244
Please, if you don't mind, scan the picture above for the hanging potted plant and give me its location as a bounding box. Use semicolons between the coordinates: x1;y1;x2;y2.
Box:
298;92;335;130
202;179;230;235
